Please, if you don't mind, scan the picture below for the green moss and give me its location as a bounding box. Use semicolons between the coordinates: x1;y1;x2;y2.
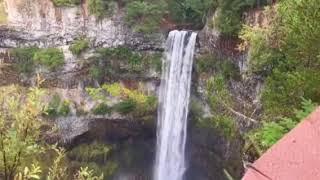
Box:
212;0;269;36
11;47;64;74
102;83;122;97
132;95;158;117
45;94;71;117
168;0;213;27
88;0;116;19
239;25;285;76
12;47;66;73
125;0;167;33
68;141;112;163
91;47;158;78
99;47;144;72
114;99;136;115
89;64;104;80
196;54;216;74
92;103;111;115
33;48;65;71
59;100;71;116
213;115;237;139
207;75;233;110
11;47;39;74
198;115;237;139
46;94;61;117
69;39;89;55
86;83;157;117
189;98;203;119
198;73;239;139
196;54;239;80
70;161;118;179
52;0;81;6
147;53;162;73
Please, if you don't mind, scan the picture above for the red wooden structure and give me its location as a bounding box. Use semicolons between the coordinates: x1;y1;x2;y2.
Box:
243;107;320;180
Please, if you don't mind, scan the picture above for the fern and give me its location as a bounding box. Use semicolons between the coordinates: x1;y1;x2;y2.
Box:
249;98;317;152
294;98;317;120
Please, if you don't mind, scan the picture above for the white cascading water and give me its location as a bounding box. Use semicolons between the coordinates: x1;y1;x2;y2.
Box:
154;30;197;180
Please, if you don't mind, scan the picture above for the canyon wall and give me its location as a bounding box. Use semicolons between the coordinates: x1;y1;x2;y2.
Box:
1;0;164;49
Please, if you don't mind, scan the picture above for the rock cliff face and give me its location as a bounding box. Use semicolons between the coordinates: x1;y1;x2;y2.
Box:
1;0;164;49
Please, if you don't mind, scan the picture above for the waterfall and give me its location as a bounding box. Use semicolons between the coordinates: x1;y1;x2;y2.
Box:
154;30;197;180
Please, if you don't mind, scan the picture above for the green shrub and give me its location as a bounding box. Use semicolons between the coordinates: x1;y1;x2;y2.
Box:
0;0;7;24
114;99;136;115
213;115;237;139
147;53;162;73
33;48;65;71
168;0;214;27
249;98;317;152
68;141;111;163
103;83;158;116
12;47;65;73
88;0;116;19
87;83;157;117
196;54;216;75
237;0;320;156
214;8;242;36
52;0;81;6
145;96;157;111
221;60;240;80
199;74;239;139
98;47;132;59
213;0;264;36
70;161;118;178
92;47;162;78
132;95;158;117
189;98;203;119
59;100;71;116
207;75;233;110
239;25;285;75
92;103;111;115
96;47;146;75
262;69;320;119
102;83;122;97
198;115;237;139
125;0;167;33
262;70;305;118
251;120;294;152
196;54;239;79
278;0;320;66
89;64;104;80
46;94;61;117
45;94;71;117
69;39;89;55
68;142;117;178
86;87;108;101
239;0;320;124
11;47;39;74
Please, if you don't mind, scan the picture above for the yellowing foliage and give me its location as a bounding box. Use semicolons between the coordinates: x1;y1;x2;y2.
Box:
102;83;149;104
0;0;7;25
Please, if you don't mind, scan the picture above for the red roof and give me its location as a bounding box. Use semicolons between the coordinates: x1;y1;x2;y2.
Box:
243;107;320;180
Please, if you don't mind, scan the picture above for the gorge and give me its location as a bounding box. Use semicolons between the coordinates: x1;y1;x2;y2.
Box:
0;0;245;179
1;0;317;179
